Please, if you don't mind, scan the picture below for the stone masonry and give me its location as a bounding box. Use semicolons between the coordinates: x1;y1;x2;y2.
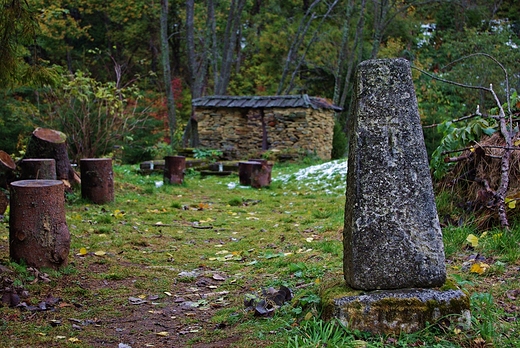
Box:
195;106;334;160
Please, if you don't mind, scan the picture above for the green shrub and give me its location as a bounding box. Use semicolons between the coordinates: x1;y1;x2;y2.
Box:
331;120;347;159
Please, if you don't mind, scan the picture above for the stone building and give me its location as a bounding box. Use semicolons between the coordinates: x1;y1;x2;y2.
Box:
192;95;341;160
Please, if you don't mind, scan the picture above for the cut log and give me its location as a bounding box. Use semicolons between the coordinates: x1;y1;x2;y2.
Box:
250;161;272;188
24;128;80;187
19;158;57;180
0;190;7;216
164;156;186;185
0;150;15;171
249;159;272;183
9;180;70;269
0;150;16;189
238;161;258;186
80;158;114;204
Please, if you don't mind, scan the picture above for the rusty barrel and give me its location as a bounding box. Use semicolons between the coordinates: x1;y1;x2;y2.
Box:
80;158;114;204
9;180;70;269
164;156;186;185
19;158;57;180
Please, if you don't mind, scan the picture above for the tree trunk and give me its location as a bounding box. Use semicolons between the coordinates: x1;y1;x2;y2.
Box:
23;128;80;188
161;0;177;150
214;0;247;95
9;180;70;270
80;158;114;204
19;158;57;180
183;0;209;147
277;0;321;95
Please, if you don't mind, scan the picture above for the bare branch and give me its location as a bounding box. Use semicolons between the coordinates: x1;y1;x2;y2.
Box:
411;65;491;92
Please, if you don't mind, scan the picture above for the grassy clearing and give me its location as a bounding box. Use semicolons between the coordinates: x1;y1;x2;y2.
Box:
1;159;519;347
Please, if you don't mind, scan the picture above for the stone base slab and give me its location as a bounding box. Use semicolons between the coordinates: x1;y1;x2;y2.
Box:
333;288;470;334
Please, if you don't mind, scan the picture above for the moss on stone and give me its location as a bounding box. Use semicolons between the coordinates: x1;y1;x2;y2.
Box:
319;279;362;319
439;277;459;291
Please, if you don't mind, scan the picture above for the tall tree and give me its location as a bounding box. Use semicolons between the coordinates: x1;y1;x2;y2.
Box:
213;0;247;95
0;0;57;86
160;0;177;149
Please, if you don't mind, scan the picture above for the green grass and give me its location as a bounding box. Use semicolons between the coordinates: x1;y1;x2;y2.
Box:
1;161;519;347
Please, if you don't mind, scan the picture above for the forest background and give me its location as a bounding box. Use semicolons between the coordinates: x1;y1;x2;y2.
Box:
1;0;520;167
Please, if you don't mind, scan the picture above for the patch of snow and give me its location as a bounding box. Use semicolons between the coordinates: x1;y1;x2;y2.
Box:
274;159;347;194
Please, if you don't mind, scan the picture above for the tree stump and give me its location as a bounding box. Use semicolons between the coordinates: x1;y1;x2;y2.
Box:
9;180;70;269
250;161;272;188
238;161;258;186
0;190;8;216
249;159;272;183
24;128;80;187
0;150;16;189
164;156;186;185
19;159;57;180
80;158;114;204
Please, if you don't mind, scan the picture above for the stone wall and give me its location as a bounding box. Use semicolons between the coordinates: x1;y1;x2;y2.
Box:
195;107;334;160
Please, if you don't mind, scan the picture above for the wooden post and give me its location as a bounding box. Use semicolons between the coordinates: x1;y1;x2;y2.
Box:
19;158;57;180
80;158;114;204
9;180;70;269
164;156;186;185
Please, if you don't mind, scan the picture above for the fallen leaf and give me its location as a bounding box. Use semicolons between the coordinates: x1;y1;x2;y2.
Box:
78;247;88;256
68;337;80;342
156;331;169;337
466;234;479;248
470;262;490;274
128;297;147;305
94;250;106;256
212;274;226;281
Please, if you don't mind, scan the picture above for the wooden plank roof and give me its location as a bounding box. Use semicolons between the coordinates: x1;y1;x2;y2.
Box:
192;95;342;111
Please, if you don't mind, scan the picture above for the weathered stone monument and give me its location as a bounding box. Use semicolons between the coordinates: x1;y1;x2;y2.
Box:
330;58;470;334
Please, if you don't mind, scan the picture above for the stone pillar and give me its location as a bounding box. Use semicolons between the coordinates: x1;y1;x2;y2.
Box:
80;158;114;204
9;180;70;269
19;158;57;180
328;59;469;334
164;156;186;184
343;58;446;290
